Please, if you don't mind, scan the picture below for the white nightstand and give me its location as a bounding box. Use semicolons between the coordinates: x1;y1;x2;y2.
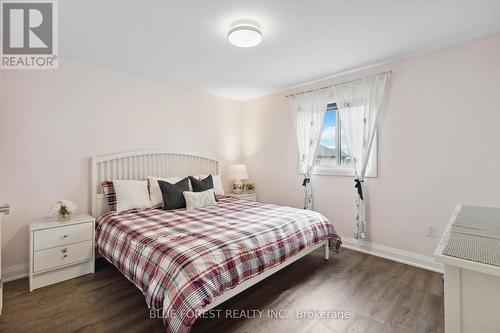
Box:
29;214;95;291
229;193;258;202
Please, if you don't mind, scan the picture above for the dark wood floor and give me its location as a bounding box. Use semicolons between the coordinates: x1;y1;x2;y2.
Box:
0;248;444;333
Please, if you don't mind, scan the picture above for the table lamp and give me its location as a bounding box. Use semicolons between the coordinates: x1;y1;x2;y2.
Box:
228;164;248;194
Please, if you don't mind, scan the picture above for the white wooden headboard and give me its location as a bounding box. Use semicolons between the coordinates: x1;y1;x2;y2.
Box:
91;150;220;217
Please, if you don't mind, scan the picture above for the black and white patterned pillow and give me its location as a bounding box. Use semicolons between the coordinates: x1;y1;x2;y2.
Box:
159;178;190;210
101;181;117;211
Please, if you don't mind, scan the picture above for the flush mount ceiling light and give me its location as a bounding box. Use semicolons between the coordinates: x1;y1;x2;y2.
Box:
227;20;263;48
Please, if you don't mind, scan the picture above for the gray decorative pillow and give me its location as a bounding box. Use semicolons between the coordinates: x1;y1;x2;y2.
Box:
189;175;214;192
158;178;189;210
183;189;217;210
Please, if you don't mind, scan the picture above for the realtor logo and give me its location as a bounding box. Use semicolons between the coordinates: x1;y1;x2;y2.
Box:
1;0;58;69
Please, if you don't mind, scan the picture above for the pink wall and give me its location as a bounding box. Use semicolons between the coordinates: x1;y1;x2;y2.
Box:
0;60;242;270
1;35;499;273
241;34;500;257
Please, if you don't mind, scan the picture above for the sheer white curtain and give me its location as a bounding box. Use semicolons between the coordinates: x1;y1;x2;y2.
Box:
334;72;390;239
291;92;329;210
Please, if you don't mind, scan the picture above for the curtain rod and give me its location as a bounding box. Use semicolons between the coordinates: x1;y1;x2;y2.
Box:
285;70;392;99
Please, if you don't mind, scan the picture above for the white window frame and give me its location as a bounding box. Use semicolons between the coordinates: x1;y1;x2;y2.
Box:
311;101;378;177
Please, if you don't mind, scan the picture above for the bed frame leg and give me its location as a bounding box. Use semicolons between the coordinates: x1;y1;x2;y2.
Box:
324;240;329;260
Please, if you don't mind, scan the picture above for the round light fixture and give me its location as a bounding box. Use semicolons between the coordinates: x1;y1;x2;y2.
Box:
227;21;263;48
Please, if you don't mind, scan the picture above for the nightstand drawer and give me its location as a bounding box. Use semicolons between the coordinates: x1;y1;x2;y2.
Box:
33;240;93;273
33;222;93;251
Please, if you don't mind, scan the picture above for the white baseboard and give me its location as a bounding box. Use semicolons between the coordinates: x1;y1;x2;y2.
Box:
2;263;29;282
341;237;444;273
1;240;442;283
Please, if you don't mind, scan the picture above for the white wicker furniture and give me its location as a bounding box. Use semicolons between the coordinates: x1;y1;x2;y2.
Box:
435;204;500;333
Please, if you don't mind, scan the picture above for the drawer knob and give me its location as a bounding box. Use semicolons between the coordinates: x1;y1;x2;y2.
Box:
61;248;68;254
63;235;68;238
63;254;68;258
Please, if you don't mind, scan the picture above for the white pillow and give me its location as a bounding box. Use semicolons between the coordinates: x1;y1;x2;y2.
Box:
196;174;224;195
183;189;217;210
148;176;181;207
113;180;153;213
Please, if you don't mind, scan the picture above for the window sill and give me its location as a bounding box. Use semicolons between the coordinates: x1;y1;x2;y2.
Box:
311;167;377;178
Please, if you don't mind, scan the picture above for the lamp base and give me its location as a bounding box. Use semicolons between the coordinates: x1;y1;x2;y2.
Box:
232;182;244;194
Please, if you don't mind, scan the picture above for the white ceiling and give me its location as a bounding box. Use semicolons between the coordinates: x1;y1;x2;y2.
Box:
60;1;500;101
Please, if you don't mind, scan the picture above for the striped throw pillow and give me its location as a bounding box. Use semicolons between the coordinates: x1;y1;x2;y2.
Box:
101;181;116;211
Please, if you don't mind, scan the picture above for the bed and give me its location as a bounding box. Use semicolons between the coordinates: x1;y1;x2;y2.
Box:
91;151;341;333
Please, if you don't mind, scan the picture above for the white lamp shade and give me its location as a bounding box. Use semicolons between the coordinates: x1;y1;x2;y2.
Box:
228;164;249;180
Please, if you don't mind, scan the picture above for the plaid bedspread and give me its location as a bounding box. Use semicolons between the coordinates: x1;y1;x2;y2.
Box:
95;196;341;333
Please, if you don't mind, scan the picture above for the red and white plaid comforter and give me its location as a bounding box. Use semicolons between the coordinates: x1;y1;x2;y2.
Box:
96;196;341;333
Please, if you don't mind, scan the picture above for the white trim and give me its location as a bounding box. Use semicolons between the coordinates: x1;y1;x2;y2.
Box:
301;164;377;178
312;166;377;178
342;236;443;273
2;263;28;282
2;238;442;285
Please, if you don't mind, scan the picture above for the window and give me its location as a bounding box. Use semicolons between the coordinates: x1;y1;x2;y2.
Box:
316;103;350;168
314;103;377;176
